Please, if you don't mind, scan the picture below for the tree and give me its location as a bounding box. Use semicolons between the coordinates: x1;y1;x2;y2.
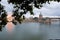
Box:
33;17;38;22
8;0;60;23
0;3;7;31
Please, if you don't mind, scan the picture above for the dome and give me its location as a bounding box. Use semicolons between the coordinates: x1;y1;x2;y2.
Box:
39;13;42;16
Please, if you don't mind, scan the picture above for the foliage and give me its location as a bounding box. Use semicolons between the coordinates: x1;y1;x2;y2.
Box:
8;0;60;24
0;4;7;31
33;17;38;21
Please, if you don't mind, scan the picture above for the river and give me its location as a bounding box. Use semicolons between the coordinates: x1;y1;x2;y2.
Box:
0;22;60;40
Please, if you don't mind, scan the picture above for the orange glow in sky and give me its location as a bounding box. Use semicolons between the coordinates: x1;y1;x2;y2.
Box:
7;13;14;22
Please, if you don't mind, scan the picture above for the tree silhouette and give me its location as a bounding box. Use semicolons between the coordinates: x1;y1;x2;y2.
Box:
0;3;7;31
33;17;38;22
7;0;60;24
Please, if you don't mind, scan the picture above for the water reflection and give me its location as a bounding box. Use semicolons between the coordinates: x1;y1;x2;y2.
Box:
6;22;15;33
0;22;60;40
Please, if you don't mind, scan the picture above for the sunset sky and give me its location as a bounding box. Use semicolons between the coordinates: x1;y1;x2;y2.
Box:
0;0;60;18
7;13;14;22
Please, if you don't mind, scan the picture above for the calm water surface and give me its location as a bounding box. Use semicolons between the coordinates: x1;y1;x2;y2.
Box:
0;22;60;40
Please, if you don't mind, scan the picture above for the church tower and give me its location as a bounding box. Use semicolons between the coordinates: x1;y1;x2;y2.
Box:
39;13;43;19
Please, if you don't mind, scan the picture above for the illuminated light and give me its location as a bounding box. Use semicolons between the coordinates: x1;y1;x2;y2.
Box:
7;13;14;22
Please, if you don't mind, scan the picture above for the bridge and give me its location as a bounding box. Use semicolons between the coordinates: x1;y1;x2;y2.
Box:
44;17;60;24
43;17;60;24
49;18;60;19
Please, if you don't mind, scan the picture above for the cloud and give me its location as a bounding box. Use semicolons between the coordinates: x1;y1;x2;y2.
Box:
1;0;14;13
41;1;60;16
1;0;60;17
32;1;60;17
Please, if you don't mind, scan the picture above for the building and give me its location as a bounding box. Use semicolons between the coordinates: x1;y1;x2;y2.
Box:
39;13;43;19
38;13;44;23
23;12;51;24
38;13;51;24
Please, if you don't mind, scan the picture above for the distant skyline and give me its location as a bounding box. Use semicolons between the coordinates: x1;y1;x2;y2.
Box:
0;0;60;18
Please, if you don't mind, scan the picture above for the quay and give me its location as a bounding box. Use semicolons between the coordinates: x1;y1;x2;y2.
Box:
23;13;60;24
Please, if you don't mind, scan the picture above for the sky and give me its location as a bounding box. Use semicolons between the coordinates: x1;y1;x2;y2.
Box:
0;0;60;18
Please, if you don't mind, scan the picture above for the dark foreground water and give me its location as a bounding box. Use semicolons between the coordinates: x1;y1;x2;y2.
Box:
0;22;60;40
